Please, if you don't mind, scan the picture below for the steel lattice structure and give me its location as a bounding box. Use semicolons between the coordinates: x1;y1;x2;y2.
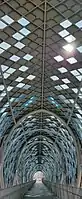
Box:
0;0;82;187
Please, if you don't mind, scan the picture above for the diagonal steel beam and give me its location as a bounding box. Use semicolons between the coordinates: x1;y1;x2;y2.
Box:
67;79;82;125
41;0;47;109
0;65;16;125
39;0;47;163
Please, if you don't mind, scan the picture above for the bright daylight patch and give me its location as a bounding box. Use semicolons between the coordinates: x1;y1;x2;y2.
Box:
33;171;44;183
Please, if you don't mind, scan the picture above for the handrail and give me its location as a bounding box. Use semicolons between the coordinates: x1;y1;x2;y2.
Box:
43;179;81;190
54;185;81;197
0;180;35;199
42;180;82;199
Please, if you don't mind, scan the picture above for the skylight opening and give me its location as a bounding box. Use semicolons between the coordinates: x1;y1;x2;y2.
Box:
64;99;70;104
0;20;7;29
69;99;74;103
75;20;82;28
3;73;10;79
0;85;4;91
10;55;20;62
19;28;31;36
1;15;14;25
62;78;70;84
0;108;6;113
76;113;82;119
58;29;69;37
59;95;66;100
19;66;28;72
66;57;77;64
13;32;24;41
0;42;11;50
0;48;4;54
79;95;82;99
16;83;25;88
4;102;9;108
15;77;24;82
1;65;8;72
63;44;74;52
10;98;15;102
23;54;33;61
48;96;61;108
6;68;16;74
14;42;25;49
60;20;72;28
55;85;62;90
78;109;82;115
58;67;67;73
50;75;59;81
27;75;35;80
7;86;13;91
61;84;69;89
77;46;82;53
72;88;78;93
1;91;6;97
23;84;31;90
71;70;80;76
78;68;82;73
71;70;82;81
28;115;32;119
76;75;82;81
64;35;76;43
54;55;64;62
0;97;3;102
18;17;30;26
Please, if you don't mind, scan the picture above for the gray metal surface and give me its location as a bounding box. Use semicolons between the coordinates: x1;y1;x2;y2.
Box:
24;182;54;199
0;181;35;199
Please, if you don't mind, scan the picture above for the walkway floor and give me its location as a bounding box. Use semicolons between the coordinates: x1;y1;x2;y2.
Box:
24;182;55;199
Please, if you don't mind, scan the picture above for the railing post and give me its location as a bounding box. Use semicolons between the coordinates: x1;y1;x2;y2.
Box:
0;144;4;189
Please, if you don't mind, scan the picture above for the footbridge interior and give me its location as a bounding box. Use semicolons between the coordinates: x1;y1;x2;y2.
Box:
0;0;82;198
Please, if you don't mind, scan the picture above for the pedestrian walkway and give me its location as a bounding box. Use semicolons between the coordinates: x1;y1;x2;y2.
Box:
24;182;55;199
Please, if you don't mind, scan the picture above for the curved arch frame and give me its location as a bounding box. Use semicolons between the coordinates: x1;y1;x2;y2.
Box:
4;109;81;187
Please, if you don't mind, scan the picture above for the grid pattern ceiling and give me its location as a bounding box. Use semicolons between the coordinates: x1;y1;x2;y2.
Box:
0;0;82;140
